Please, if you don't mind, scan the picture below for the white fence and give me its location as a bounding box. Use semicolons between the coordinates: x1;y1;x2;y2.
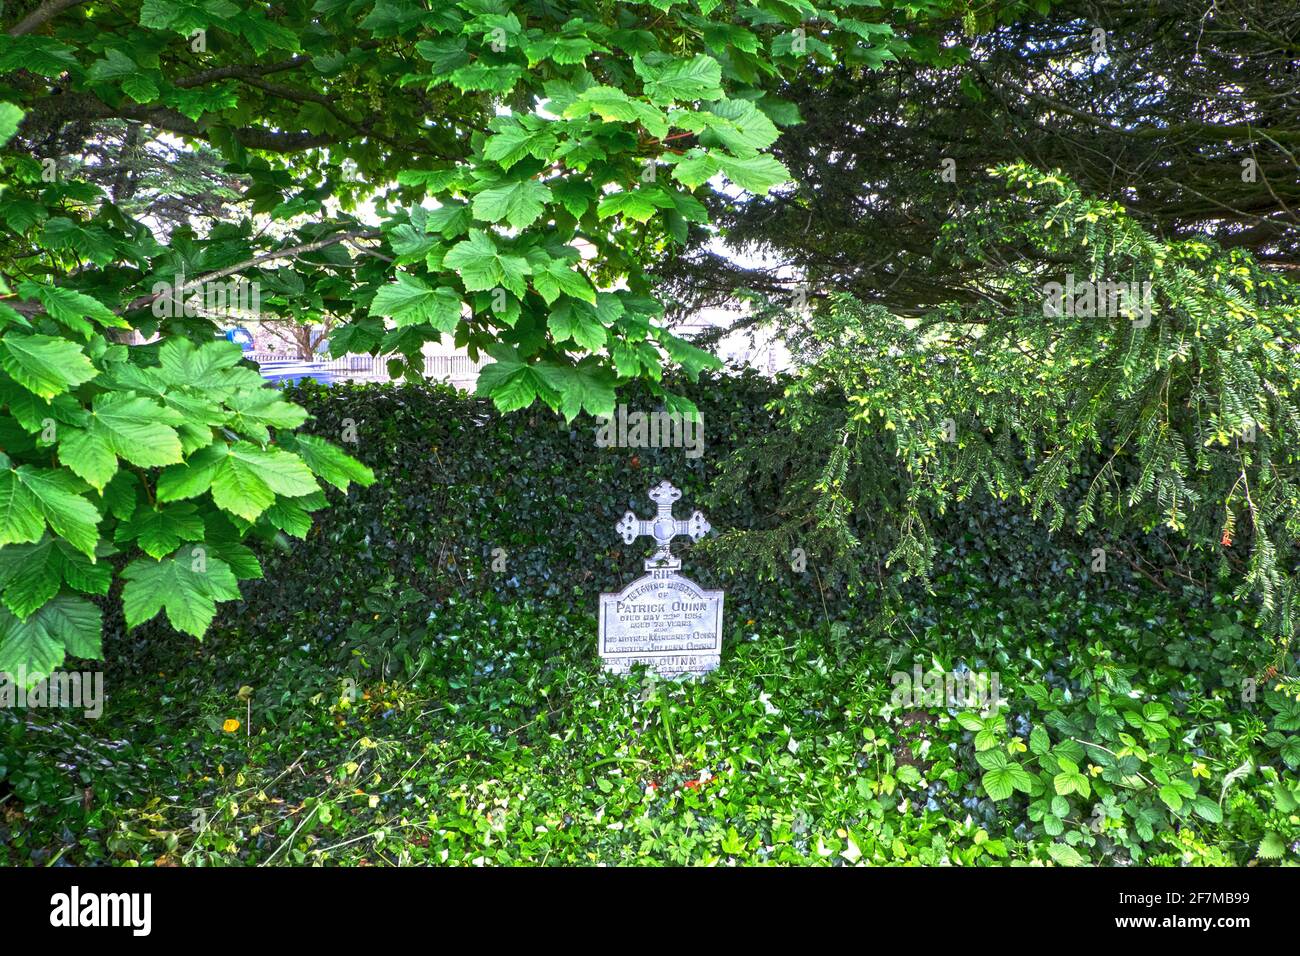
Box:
246;351;487;386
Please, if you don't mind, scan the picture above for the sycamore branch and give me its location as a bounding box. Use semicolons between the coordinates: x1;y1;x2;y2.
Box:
7;0;88;36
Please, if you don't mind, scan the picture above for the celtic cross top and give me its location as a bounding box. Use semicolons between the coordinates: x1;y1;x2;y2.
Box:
616;480;711;570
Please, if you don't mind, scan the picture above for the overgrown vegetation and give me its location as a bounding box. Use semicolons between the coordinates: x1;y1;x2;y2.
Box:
2;381;1295;866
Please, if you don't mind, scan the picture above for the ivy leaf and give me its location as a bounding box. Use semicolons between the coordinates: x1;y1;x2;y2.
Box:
121;553;241;638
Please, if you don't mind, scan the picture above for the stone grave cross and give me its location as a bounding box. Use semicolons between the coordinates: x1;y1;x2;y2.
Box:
599;480;724;678
615;479;711;570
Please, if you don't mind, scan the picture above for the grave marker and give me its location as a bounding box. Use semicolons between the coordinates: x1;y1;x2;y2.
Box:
598;480;724;678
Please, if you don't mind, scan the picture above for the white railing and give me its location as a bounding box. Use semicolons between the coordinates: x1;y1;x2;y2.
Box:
247;351;487;384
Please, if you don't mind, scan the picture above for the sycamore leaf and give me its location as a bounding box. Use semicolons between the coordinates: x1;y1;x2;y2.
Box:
0;470;46;547
8;466;100;558
0;593;102;684
17;281;127;334
472;179;553;230
286;434;375;492
532;260;596;305
58;392;185;490
209;442;320;522
0;333;98;399
670;151;720;189
114;503;206;559
121;553;241;638
369;273;463;332
474;345;553;413
0;536;110;618
717;154;790;195
597;189;671;223
536;360;616;421
444;230;530;297
549;300;607;351
563;86;669;138
634;54;724;104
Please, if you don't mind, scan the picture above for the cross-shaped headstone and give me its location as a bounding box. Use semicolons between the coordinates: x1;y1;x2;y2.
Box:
615;479;710;570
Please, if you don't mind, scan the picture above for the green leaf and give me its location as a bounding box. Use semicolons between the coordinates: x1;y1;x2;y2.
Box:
0;471;46;547
1047;843;1085;866
1052;759;1090;798
156;442;228;503
563;86;669;138
1257;831;1286;860
533;260;596;306
474;346;550;414
1;334;98;399
209;442;320;522
472;179;553;230
0;103;24;147
670;151;720;189
1029;725;1051;755
0;593;103;683
115;503;206;559
286;434;375;492
58;393;184;490
549;301;607;352
717;154;790;195
536;360;616;421
11;466;100;558
597;189;670;223
121;553;241;638
635;54;723;104
370;273;464;332
444;230;530;297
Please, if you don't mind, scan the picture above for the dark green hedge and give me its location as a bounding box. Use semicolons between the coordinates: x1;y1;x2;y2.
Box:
108;371;1207;656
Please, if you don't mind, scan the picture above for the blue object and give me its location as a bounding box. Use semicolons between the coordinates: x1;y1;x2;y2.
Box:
224;327;255;351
